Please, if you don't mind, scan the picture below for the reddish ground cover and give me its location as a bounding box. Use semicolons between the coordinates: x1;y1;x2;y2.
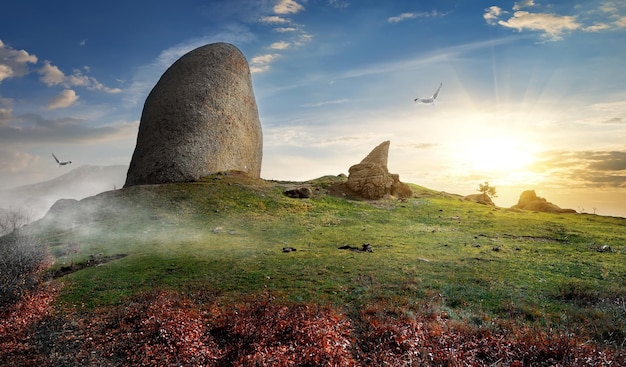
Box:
1;289;623;366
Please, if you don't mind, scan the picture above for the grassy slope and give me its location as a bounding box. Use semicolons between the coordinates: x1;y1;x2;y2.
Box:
36;173;626;345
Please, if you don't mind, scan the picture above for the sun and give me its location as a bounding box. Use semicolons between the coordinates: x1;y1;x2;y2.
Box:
451;135;539;180
466;138;535;172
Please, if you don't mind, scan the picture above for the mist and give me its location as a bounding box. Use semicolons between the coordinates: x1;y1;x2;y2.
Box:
0;165;128;223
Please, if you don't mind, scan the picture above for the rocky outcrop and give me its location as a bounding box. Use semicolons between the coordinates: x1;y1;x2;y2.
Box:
464;193;495;206
512;190;576;213
345;141;412;200
125;42;263;187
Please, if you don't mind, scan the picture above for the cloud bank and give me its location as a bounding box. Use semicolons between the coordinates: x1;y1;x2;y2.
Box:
484;1;626;41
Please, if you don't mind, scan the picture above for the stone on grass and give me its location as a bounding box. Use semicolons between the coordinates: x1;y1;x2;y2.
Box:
345;141;412;200
125;42;262;187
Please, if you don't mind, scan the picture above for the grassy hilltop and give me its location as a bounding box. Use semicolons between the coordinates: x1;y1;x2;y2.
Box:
3;173;626;365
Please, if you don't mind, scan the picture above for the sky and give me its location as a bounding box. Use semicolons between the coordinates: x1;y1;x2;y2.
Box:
1;0;625;217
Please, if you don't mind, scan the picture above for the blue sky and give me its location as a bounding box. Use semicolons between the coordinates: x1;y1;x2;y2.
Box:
1;0;625;216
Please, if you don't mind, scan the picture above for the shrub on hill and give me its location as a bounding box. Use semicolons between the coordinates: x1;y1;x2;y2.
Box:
0;210;50;308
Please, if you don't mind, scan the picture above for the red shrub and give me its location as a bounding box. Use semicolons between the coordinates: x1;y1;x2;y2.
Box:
0;283;60;365
354;304;623;366
213;297;357;366
3;290;624;366
71;291;223;366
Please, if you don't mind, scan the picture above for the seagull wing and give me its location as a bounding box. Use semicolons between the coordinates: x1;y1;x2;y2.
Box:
52;153;60;164
432;82;443;100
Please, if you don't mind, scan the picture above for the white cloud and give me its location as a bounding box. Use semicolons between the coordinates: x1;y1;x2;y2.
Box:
251;54;280;64
250;65;271;74
274;0;304;15
513;0;535;11
250;53;280;73
484;6;506;25
275;27;298;32
0;65;13;83
259;15;290;24
591;101;626;114
488;2;626;38
600;2;619;15
38;61;65;86
584;23;611;31
38;61;121;93
79;39;87;46
270;41;290;50
47;89;79;110
388;12;418;23
388;10;447;23
294;33;313;46
0;39;38;83
67;69;122;94
497;11;581;41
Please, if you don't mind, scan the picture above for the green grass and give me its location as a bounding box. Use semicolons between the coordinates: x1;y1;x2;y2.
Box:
34;173;626;345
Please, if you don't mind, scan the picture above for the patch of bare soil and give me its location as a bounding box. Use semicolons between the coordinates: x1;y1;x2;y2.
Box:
49;253;127;279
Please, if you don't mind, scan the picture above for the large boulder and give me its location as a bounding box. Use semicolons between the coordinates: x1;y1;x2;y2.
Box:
125;42;263;187
346;141;412;200
512;190;576;213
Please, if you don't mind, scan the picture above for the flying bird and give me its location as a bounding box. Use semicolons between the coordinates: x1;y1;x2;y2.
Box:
414;82;442;104
52;153;72;167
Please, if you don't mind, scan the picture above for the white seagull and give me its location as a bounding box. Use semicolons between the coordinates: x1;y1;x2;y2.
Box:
414;82;442;104
52;153;72;167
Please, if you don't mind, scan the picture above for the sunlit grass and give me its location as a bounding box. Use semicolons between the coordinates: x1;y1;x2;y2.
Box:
35;173;626;346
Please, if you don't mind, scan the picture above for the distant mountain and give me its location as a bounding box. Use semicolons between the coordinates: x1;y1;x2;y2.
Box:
0;165;128;221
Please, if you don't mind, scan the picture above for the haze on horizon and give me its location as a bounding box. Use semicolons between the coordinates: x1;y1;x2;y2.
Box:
0;0;625;217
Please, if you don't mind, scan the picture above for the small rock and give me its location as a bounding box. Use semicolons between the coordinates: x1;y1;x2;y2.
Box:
283;187;312;199
338;244;373;253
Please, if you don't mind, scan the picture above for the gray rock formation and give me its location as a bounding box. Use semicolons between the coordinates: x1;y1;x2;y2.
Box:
125;42;263;187
346;141;412;200
512;190;576;213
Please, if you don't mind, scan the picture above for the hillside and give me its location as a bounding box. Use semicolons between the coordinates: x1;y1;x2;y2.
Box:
0;165;128;221
3;172;625;365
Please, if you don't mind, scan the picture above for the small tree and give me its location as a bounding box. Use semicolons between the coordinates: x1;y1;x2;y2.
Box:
0;208;49;308
478;181;497;198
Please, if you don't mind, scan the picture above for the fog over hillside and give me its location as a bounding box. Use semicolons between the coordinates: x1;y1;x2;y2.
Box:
0;165;128;221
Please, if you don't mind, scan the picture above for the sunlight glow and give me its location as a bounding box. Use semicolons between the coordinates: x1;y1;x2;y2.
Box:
464;138;535;172
450;134;544;186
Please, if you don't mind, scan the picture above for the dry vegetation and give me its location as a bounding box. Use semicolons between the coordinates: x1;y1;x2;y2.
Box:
1;289;622;366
